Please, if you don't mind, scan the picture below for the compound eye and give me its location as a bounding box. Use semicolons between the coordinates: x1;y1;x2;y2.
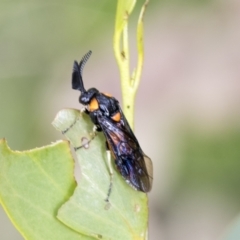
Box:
79;88;99;105
79;94;90;105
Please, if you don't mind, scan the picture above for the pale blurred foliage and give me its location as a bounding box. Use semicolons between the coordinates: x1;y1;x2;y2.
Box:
1;0;240;240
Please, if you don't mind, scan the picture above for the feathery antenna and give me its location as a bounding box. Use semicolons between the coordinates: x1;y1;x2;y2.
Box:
72;50;92;92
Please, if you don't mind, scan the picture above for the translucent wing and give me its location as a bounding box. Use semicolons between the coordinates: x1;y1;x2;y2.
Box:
96;113;153;192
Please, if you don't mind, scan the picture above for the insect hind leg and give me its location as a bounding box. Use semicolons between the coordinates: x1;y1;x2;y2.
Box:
105;143;114;204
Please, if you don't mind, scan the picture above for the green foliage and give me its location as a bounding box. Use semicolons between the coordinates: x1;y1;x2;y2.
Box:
0;109;148;239
0;139;84;239
53;109;148;240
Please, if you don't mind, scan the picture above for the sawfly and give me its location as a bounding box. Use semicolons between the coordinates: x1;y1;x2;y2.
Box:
72;51;153;201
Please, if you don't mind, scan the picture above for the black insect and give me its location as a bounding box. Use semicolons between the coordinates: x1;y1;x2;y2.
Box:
72;51;153;199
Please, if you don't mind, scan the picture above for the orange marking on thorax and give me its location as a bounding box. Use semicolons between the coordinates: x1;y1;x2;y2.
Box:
89;98;99;112
102;92;112;97
111;112;121;122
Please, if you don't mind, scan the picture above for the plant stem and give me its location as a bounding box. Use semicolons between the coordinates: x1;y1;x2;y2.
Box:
113;0;149;130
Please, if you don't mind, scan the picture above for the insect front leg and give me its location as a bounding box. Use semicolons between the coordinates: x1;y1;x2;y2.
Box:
80;107;89;114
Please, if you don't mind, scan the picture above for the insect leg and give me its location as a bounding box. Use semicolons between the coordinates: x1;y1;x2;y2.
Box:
62;119;78;134
63;108;88;134
80;107;89;114
105;143;114;203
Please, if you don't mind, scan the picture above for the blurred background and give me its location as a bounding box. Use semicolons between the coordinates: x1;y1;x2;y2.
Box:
1;0;240;239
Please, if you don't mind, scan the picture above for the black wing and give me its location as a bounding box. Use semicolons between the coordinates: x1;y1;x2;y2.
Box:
96;112;153;192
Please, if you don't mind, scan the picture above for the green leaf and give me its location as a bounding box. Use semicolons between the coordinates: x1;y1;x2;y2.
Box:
52;109;149;240
0;139;89;239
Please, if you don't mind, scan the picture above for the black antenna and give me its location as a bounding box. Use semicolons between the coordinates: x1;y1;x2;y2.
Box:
72;50;92;92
